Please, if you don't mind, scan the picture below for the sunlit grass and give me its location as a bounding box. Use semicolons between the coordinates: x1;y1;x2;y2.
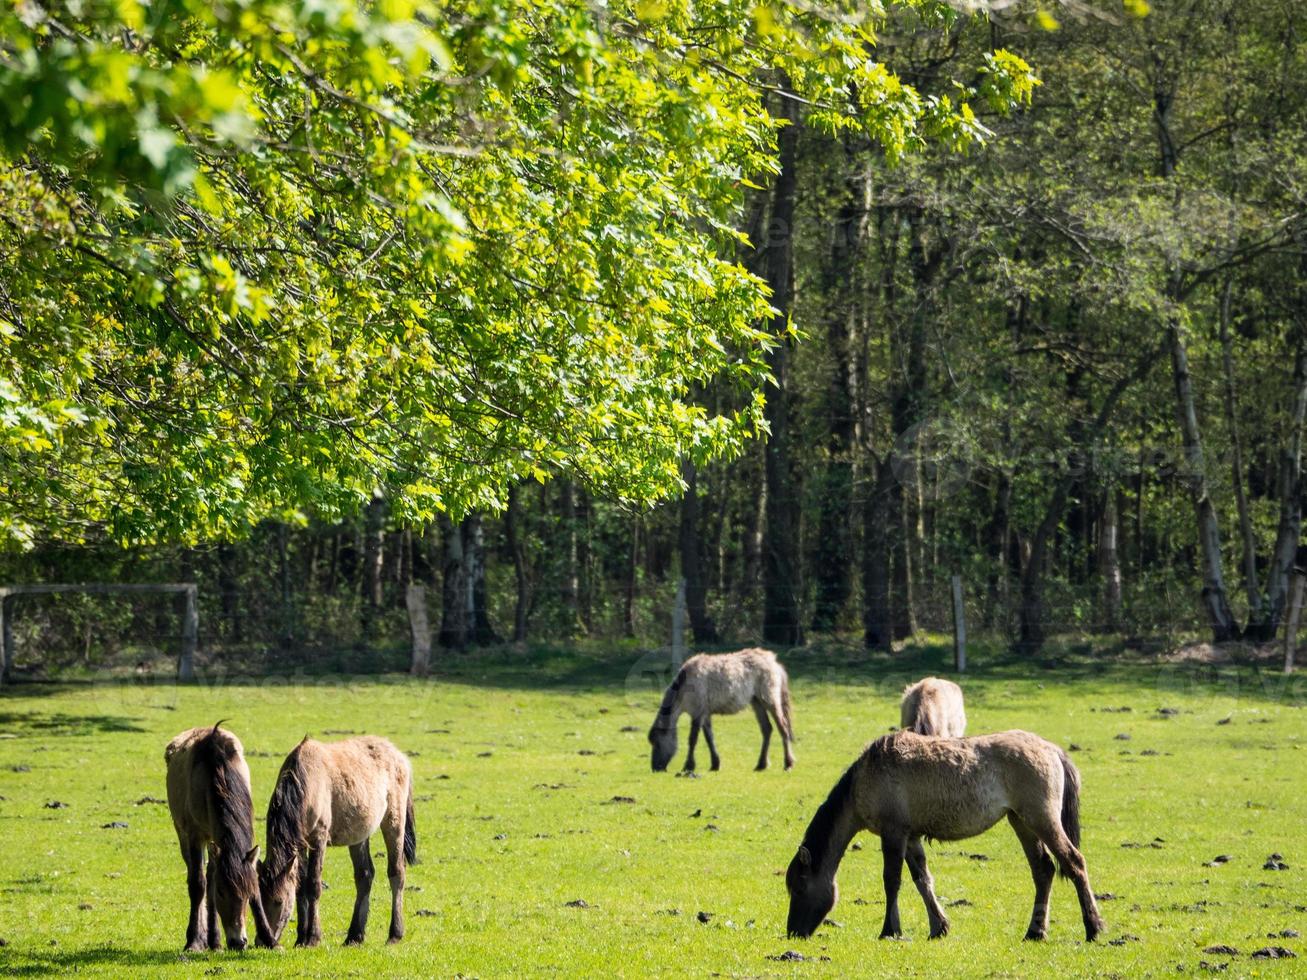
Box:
1;643;1304;976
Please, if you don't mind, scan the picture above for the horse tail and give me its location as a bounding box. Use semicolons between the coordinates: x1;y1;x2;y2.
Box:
1058;747;1083;860
781;672;795;739
403;782;419;866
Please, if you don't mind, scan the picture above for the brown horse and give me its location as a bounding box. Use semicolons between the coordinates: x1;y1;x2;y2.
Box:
165;724;276;951
258;735;417;946
785;730;1104;943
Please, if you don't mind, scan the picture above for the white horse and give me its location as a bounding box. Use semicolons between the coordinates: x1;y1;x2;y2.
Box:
648;648;795;771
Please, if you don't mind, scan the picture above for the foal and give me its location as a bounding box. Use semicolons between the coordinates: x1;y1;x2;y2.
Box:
259;735;417;946
165;724;275;950
648;648;795;772
786;730;1104;943
899;677;966;736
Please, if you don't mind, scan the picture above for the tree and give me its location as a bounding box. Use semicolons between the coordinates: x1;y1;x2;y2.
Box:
0;0;1032;548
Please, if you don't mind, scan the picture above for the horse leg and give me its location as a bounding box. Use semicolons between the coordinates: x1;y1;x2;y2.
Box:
879;834;907;939
1007;813;1055;940
701;717;721;771
905;836;949;939
182;842;208;952
683;718;700;772
345;841;375;945
205;845;222;949
297;844;325;947
1030;814;1105;942
751;701;772;771
382;818;406;943
769;689;796;769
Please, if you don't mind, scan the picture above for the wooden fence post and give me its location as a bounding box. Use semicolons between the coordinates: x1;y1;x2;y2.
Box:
407;583;432;677
951;574;966;673
1285;572;1305;675
179;585;198;682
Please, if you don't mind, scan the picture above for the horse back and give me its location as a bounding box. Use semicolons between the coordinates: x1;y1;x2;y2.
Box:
298;736;411;847
165;727;252;843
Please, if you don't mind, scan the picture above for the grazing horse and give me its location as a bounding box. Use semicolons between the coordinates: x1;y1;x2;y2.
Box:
785;730;1104;943
899;677;966;736
258;736;417;947
648;648;795;772
165;724;275;951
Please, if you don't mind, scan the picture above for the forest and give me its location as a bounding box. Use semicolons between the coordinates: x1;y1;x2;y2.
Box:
2;0;1305;676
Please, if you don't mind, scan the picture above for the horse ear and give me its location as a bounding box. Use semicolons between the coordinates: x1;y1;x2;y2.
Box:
245;845;259;865
798;846;811;867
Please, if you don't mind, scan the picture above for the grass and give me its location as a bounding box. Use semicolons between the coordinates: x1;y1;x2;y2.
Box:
0;641;1304;977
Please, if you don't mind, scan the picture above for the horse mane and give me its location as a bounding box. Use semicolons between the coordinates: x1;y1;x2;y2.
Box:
800;762;857;870
652;665;688;731
265;745;308;882
195;727;257;901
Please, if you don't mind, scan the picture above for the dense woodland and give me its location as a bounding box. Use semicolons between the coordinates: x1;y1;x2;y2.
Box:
2;1;1306;674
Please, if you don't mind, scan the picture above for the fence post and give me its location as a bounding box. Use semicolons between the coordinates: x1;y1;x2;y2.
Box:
407;583;432;677
671;577;687;668
179;585;198;682
1285;572;1305;675
951;574;966;673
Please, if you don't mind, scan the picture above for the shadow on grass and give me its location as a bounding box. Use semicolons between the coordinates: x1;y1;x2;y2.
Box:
0;711;147;736
0;945;237;975
5;636;1305;708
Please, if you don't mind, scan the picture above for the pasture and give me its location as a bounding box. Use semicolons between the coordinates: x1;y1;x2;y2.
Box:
1;643;1304;977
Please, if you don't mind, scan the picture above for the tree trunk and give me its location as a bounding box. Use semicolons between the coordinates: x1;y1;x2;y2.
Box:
464;512;498;645
1099;491;1123;631
1218;278;1261;625
862;458;893;652
1167;317;1240;642
811;136;867;634
624;516;639;639
360;493;386;641
1255;333;1307;639
560;481;584;635
760;87;803;647
679;460;719;643
506;483;530;643
437;513;467;649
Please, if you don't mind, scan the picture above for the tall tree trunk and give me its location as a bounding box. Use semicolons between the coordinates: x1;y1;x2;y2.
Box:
560;481;584;635
1167;316;1240;642
277;524;294;649
1099;491;1123;631
506;483;530;643
984;471;1013;631
218;541;241;643
862;458;893;651
437;514;467;649
464;513;498;645
360;493;386;641
760;88;803;647
1255;332;1307;639
1218;278;1261;624
679;461;719;643
624;516;639;639
811;137;867;634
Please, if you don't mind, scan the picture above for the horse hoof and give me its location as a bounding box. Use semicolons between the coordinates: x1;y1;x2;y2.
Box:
754;763;768;772
387;935;404;945
183;942;207;953
1023;930;1047;942
344;937;364;947
710;762;720;772
295;938;320;949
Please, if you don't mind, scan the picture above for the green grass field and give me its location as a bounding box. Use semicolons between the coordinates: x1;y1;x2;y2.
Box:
1;642;1304;977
